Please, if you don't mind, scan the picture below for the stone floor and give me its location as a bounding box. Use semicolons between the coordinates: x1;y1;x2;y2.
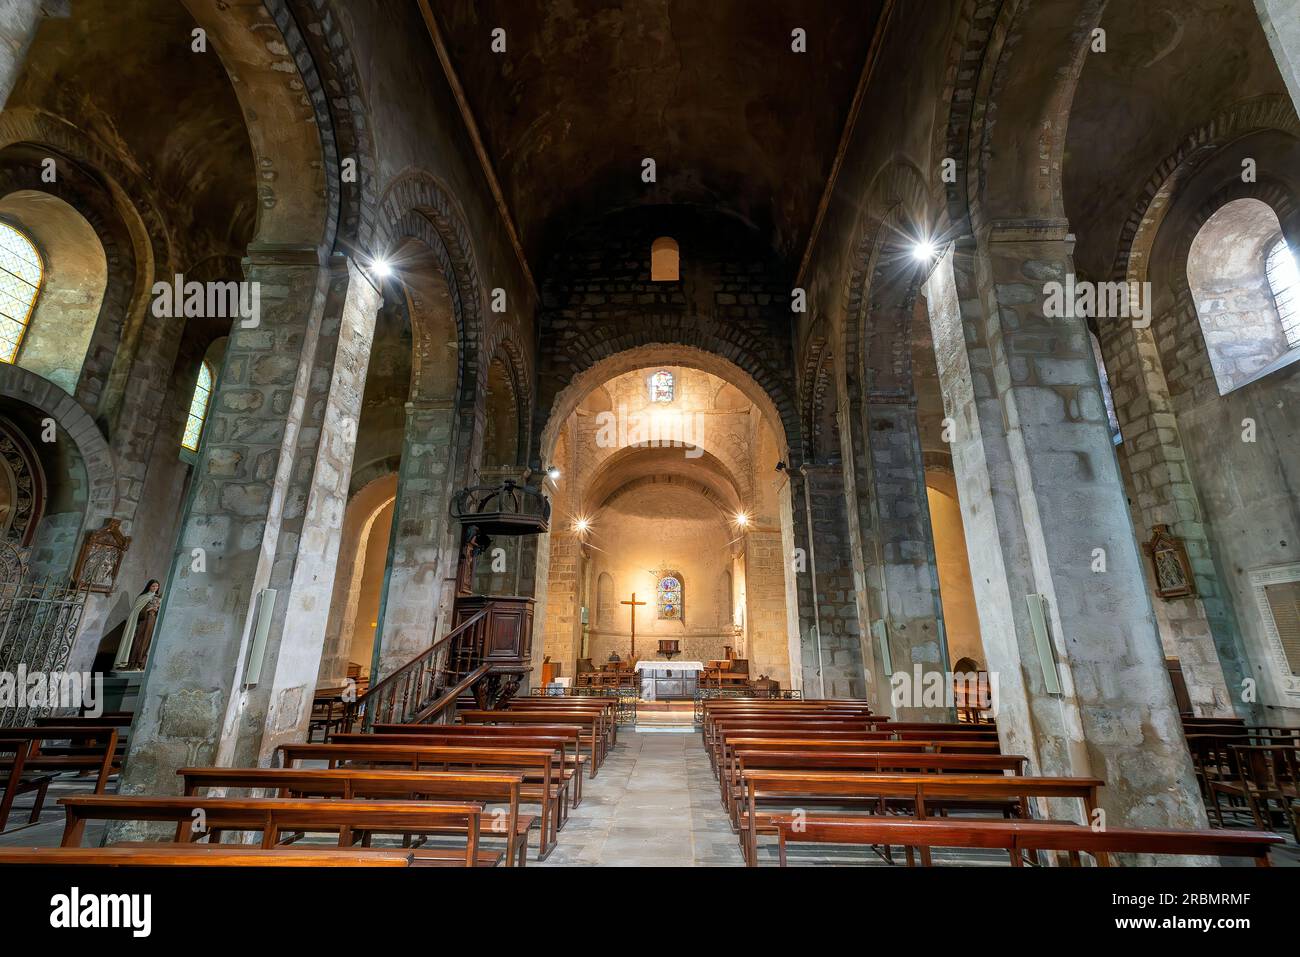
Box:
538;729;744;866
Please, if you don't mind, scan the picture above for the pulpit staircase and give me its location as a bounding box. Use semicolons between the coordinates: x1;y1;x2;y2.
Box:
354;607;493;729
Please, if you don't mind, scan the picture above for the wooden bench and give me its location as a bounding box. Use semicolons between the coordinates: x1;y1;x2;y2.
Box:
180;766;531;866
508;696;620;749
459;710;605;778
279;742;566;858
344;729;585;807
0;845;416;867
707;722;891;771
739;770;1104;866
58;795;499;867
504;699;617;752
768;815;1282;867
1;727;121;832
372;723;588;797
725;749;1028;827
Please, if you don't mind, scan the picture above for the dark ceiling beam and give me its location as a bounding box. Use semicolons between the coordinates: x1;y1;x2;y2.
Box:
416;0;536;294
795;0;898;288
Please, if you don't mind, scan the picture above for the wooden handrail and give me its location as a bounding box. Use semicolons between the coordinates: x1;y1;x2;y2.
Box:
409;663;491;725
357;608;491;729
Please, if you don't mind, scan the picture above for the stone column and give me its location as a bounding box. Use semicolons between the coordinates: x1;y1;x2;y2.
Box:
1255;0;1300;112
1098;313;1244;718
0;0;43;111
220;256;380;767
925;225;1205;830
372;400;460;679
841;397;949;718
116;245;346;801
790;465;867;699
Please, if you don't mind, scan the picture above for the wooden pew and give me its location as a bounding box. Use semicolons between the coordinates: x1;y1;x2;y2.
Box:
1;727;121;832
59;795;498;866
508;696;620;749
337;729;584;807
279;742;565;858
179;766;531;866
738;770;1104;866
459;710;605;778
0;845;416;867
371;723;588;804
504;699;616;752
726;749;1028;828
769;815;1282;867
706;722;891;771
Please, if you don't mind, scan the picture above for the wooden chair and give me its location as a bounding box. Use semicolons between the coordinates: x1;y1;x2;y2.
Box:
1215;744;1300;839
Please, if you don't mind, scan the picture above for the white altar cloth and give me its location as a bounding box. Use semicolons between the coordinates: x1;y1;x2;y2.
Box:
634;660;705;672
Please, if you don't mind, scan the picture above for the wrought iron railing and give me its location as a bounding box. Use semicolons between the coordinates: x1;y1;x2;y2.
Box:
356;607;489;729
449;479;551;535
692;687;803;726
0;543;90;727
543;685;639;725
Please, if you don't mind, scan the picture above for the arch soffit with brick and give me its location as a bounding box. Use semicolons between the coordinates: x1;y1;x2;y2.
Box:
180;0;333;251
538;343;797;472
0;363;115;527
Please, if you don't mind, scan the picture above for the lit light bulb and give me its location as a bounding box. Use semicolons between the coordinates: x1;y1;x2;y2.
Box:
735;512;749;527
371;257;393;278
912;240;937;262
574;518;590;534
547;466;561;481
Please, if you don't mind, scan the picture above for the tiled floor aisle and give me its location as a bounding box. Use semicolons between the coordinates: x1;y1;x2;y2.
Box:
538;730;744;866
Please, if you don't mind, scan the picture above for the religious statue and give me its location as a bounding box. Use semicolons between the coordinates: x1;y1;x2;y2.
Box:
113;579;162;671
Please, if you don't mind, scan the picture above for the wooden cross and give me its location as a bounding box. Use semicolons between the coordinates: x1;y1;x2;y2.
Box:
620;592;647;662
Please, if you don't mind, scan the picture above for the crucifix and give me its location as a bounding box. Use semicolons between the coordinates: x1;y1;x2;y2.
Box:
620;592;647;662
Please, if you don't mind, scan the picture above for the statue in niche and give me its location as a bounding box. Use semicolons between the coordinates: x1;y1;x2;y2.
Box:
113;579;162;671
1143;525;1197;601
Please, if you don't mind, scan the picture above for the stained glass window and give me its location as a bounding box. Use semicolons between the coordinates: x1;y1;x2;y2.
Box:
0;223;43;364
182;360;214;452
657;574;682;620
1266;237;1300;349
650;370;674;403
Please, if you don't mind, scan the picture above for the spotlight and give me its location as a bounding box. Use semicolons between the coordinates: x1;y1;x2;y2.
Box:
912;240;937;263
546;466;561;481
370;257;393;278
735;512;749;527
573;517;590;534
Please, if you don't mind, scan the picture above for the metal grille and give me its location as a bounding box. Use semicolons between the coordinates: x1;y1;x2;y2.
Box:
0;543;90;727
543;684;638;725
693;687;803;726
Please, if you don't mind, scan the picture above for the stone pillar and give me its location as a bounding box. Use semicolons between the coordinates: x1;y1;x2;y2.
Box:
0;0;43;111
925;225;1205;830
791;465;867;698
1098;313;1244;718
1256;0;1300;112
841;397;949;718
221;256;380;767
372;400;460;679
116;246;367;801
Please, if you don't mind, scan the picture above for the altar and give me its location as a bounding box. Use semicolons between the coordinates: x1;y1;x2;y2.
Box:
634;660;703;701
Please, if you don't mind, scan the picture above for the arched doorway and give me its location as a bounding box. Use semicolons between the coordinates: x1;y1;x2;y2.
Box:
535;349;802;696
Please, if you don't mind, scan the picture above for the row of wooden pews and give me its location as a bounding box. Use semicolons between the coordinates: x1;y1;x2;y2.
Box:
1181;714;1299;839
2;695;622;868
0;713;133;833
703;699;1283;866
